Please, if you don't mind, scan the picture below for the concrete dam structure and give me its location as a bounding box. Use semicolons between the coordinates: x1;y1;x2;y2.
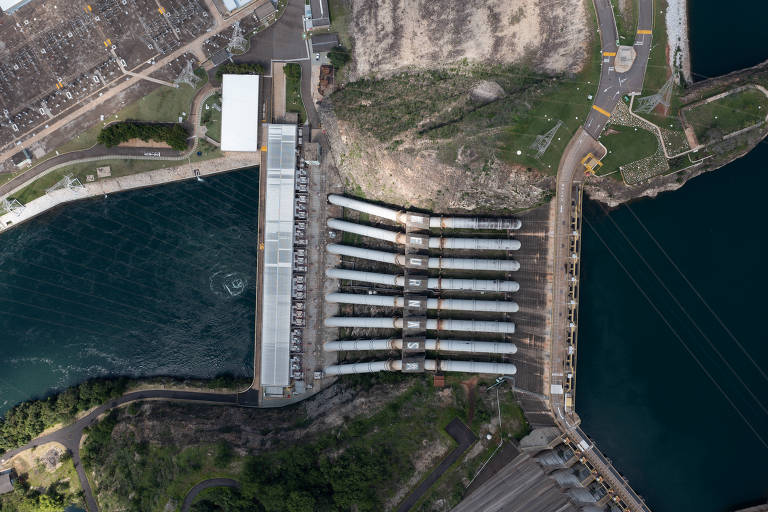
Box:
323;195;523;378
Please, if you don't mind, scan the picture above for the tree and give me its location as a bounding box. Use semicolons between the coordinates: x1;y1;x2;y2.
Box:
284;63;301;81
327;46;351;70
286;491;314;512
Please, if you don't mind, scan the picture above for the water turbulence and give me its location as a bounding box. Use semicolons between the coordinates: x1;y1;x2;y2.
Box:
209;267;249;298
0;168;259;416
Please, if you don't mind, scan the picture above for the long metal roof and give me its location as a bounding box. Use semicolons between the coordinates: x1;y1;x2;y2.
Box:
260;124;297;388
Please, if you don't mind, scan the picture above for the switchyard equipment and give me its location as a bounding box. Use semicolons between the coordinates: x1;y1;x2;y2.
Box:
327;194;521;230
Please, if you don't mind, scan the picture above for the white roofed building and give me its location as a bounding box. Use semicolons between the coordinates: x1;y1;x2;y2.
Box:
260;124;298;393
220;74;261;152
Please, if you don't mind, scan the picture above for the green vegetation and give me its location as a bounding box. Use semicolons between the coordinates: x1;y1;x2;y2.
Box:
327;46;351;70
215;62;265;82
191;487;251;512
330;7;603;175
611;0;638;42
81;374;527;511
97;122;189;151
284;63;306;123
327;0;352;50
0;378;127;454
0;448;84;511
10;141;221;205
201;94;223;142
599;125;659;174
684;88;768;143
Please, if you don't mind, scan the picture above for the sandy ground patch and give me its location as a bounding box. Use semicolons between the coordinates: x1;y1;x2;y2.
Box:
117;138;173;149
344;0;589;78
1;442;67;473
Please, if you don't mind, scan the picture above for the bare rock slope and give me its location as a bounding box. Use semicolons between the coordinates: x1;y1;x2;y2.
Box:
345;0;589;78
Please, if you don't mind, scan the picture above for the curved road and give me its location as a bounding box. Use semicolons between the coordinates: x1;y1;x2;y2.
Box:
0;388;259;512
549;0;655;510
181;478;241;512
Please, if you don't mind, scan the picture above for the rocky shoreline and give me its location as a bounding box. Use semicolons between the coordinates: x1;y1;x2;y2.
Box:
667;0;692;83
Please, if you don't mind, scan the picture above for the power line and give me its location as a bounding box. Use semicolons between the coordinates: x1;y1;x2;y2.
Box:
624;203;768;384
583;217;768;451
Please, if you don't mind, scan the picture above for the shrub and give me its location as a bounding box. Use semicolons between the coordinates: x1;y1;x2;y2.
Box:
215;62;264;81
97;122;189;151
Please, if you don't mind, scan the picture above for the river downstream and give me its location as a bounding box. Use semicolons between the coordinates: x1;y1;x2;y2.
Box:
0;169;258;415
577;4;768;507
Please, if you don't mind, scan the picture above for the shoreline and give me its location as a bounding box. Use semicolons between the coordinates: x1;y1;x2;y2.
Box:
666;0;692;83
0;153;260;233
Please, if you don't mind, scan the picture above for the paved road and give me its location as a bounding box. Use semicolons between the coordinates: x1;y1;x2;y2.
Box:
396;418;476;512
180;478;241;512
545;0;656;510
584;0;654;138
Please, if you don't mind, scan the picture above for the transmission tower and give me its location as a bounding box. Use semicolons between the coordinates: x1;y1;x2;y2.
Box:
634;75;676;114
174;60;201;88
226;21;248;54
46;175;85;195
530;120;563;157
0;198;25;216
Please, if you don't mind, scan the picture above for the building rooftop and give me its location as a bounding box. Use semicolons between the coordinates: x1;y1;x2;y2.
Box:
311;33;339;53
310;0;330;26
0;470;14;495
220;74;260;152
260;124;298;389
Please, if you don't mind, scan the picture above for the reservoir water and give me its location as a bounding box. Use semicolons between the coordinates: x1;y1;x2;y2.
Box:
577;6;768;508
0;169;258;415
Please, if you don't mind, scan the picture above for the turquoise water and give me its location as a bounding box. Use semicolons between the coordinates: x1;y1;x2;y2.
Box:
577;10;768;508
0;169;259;415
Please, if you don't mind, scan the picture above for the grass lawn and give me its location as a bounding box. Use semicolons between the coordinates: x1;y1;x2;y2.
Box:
499;5;603;174
11;140;222;205
201;93;222;142
685;88;768;143
612;0;638;43
327;0;352;50
599;125;659;174
284;63;306;124
46;77;208;157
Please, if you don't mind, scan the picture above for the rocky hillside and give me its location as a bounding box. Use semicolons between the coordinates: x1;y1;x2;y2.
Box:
344;0;590;79
323;0;594;212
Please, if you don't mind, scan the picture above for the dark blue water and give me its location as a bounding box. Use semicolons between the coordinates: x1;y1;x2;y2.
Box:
577;5;768;510
578;134;768;510
689;0;767;79
0;169;259;415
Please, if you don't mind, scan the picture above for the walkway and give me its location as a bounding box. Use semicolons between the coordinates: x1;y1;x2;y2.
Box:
396;418;476;512
181;478;240;512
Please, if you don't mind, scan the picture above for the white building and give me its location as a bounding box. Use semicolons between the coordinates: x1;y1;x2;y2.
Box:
220;74;261;152
260;124;297;394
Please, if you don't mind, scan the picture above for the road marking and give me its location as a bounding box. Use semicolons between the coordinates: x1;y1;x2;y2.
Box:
637;29;652;34
602;51;616;56
591;105;611;117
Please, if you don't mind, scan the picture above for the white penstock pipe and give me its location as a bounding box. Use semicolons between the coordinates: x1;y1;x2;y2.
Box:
326;268;520;293
323;359;517;375
327;244;520;271
323;339;518;354
327;219;520;251
327;195;521;230
326;292;519;313
323;316;515;334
